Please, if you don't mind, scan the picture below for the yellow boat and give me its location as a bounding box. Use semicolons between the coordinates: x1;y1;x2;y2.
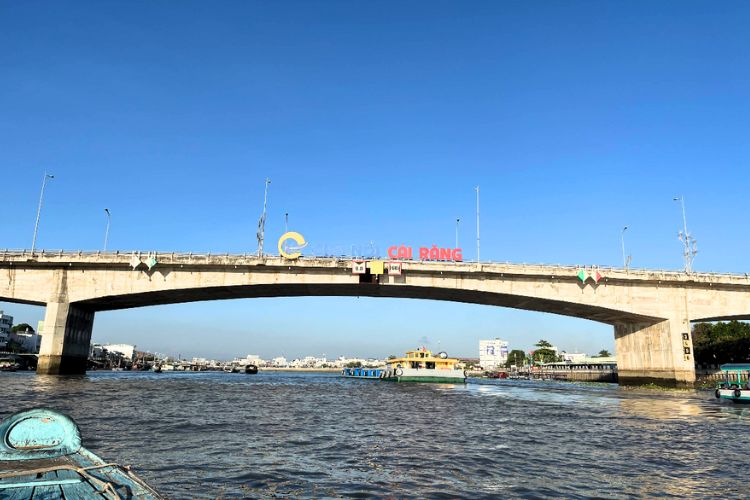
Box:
383;347;466;384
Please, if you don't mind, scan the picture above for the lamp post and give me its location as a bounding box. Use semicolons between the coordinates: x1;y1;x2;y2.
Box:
455;217;460;249
673;196;697;273
31;172;54;255
621;226;628;270
104;208;111;252
256;178;271;257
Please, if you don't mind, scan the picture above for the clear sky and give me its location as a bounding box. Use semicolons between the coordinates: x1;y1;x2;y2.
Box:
2;1;749;360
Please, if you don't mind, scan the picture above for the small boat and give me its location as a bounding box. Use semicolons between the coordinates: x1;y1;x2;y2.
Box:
0;358;19;372
223;365;239;373
382;347;466;384
714;364;750;403
0;408;162;498
244;364;259;374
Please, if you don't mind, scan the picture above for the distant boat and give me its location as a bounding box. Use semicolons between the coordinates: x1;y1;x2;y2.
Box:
0;358;19;372
244;364;258;374
0;408;162;498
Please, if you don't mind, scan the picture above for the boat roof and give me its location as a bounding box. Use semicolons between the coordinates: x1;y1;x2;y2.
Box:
719;363;750;371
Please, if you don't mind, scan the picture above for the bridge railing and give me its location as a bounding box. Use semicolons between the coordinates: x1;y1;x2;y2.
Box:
2;248;749;281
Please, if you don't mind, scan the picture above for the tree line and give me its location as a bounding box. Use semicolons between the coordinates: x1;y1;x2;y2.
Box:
503;340;611;368
692;320;750;365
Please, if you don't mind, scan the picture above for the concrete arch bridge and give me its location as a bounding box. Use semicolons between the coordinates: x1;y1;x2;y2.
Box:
2;250;750;385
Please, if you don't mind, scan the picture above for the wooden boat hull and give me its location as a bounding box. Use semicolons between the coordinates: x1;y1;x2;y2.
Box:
0;409;162;498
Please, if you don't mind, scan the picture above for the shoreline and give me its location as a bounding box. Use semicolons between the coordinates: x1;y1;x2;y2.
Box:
260;367;343;372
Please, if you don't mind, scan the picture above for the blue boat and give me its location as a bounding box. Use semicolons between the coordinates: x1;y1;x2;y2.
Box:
0;408;162;498
342;367;384;379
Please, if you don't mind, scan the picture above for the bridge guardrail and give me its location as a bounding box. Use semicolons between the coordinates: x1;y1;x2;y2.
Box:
1;249;749;281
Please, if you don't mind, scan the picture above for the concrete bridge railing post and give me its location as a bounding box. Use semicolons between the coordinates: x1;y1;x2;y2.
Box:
37;302;95;375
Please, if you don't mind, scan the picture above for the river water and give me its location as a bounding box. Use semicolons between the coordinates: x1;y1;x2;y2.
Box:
1;371;748;499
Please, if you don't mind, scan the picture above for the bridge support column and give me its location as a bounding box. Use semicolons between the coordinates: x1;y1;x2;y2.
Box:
37;302;95;375
614;318;695;387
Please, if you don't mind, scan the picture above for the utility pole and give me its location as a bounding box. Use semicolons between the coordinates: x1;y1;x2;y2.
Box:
257;178;271;257
31;172;54;255
104;208;111;252
475;186;480;262
673;196;697;273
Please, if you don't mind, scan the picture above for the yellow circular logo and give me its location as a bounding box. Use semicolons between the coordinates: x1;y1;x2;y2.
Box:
278;231;306;259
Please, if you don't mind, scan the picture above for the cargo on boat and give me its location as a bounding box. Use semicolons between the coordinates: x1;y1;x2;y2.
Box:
0;408;162;498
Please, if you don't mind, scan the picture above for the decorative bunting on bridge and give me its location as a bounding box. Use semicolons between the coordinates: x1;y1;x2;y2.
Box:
146;255;158;270
130;255;142;270
577;268;604;285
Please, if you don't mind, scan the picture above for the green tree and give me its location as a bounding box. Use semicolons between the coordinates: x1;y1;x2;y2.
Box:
532;340;558;363
345;361;362;368
505;349;527;368
692;320;750;364
596;350;612;357
11;323;34;334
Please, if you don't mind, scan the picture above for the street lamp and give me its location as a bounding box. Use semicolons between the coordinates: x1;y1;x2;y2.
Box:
673;196;697;273
455;217;460;249
31;172;54;255
104;208;111;252
621;226;630;270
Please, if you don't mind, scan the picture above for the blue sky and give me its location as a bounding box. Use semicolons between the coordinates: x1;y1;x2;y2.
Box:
2;1;749;360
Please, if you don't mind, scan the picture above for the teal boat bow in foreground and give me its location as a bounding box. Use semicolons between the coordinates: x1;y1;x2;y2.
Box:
0;408;162;498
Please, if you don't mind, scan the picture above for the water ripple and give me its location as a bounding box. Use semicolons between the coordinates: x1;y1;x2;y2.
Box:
1;371;748;498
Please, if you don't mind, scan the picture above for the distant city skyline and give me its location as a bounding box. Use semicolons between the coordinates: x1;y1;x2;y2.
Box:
2;1;749;359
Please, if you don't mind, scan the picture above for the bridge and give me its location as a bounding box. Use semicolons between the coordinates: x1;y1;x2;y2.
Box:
2;250;750;385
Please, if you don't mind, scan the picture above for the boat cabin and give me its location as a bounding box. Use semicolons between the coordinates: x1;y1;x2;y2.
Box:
717;363;750;389
386;347;460;371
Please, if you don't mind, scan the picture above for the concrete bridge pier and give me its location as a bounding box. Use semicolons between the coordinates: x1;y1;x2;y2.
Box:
37;302;95;375
614;318;695;387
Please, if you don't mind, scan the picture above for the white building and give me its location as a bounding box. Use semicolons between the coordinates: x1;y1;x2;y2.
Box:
479;339;509;370
0;311;12;349
100;344;136;360
561;352;587;363
11;331;42;353
234;354;263;365
271;356;288;367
